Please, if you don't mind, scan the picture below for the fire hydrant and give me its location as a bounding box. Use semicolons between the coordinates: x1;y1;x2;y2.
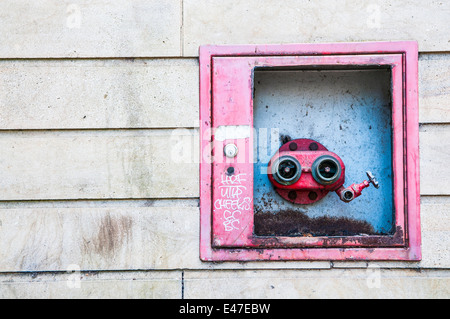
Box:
268;139;379;204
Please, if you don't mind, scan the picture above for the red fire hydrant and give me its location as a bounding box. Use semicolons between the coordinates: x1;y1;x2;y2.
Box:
268;139;379;205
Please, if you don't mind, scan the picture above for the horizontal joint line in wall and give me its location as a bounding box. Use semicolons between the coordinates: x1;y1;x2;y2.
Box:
418;123;450;132
0;56;193;61
420;195;450;198
0;198;200;209
0;127;198;132
0;127;199;137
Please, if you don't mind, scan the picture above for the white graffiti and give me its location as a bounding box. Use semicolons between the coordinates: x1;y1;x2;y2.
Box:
219;184;247;199
223;210;241;231
214;197;251;211
219;173;247;199
220;173;247;185
214;173;251;232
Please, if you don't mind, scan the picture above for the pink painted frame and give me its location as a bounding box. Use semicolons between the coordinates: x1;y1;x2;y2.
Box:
199;41;420;261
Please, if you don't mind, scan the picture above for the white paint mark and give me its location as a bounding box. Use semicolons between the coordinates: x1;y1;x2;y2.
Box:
215;125;251;141
214;173;251;232
223;210;241;231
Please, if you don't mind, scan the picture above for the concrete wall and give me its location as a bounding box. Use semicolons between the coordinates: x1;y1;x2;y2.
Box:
0;0;449;298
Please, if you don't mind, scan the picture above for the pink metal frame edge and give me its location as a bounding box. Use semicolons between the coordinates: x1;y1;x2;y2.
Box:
199;41;421;261
211;54;404;249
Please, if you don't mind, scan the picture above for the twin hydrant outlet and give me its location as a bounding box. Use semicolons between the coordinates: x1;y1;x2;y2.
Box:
268;138;379;205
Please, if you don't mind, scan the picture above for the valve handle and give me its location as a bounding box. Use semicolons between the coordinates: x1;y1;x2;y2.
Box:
366;171;380;189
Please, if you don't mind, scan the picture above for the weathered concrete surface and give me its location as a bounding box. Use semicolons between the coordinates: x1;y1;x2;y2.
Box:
0;0;182;58
2;269;449;299
2;1;449;58
184;269;450;299
419;54;450;123
0;207;199;272
0;271;182;299
0;130;199;200
184;0;450;56
420;128;450;195
419;198;450;268
0;59;199;129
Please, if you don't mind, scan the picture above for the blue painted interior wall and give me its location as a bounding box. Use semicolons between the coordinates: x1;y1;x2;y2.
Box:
253;68;394;234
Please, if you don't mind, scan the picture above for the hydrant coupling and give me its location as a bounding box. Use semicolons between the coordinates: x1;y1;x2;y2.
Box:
268;139;379;205
336;171;380;202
